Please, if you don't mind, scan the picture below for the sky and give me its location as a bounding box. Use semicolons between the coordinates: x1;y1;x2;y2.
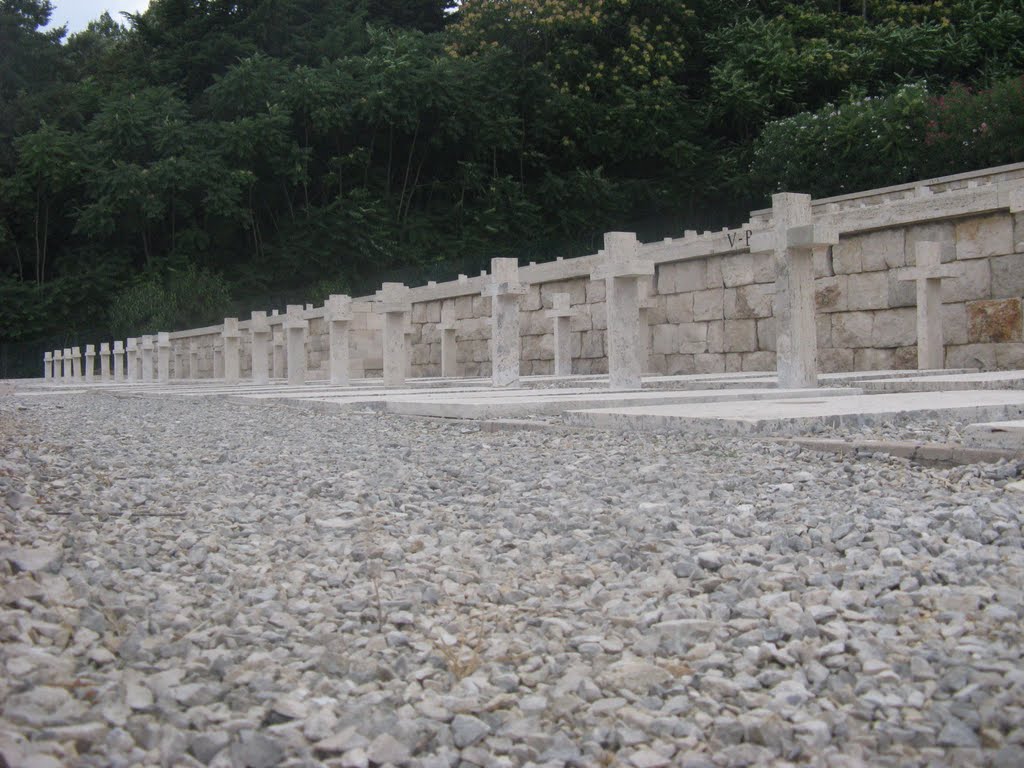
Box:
46;0;151;34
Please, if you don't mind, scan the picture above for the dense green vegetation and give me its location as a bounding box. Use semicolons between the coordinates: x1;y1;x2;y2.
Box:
2;0;1023;374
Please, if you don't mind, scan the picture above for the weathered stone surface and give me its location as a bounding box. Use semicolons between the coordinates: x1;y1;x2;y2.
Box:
721;254;754;288
723;320;757;353
725;284;773;320
942;258;991;303
871;307;917;348
968;299;1023;343
845;271;889;311
990;253;1024;300
831;312;872;348
814;276;847;313
693;289;725;321
834;229;906;273
956;213;1014;260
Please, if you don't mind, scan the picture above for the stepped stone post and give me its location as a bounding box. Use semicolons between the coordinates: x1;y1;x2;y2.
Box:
113;341;125;382
283;305;308;386
140;336;155;383
44;351;52;380
750;194;838;388
591;233;655;391
84;345;96;382
70;347;81;380
896;241;964;370
222;318;241;385
250;311;271;385
188;341;198;379
325;294;353;386
545;293;578;377
440;300;458;378
483;257;527;387
157;332;171;384
99;343;111;381
373;283;412;388
213;340;224;379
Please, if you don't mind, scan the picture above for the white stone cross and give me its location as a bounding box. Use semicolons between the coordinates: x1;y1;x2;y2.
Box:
43;351;52;380
482;258;527;387
173;345;184;380
591;232;655;390
283;305;308;386
70;346;82;380
113;341;125;382
212;339;224;379
140;335;155;383
373;283;412;388
272;327;285;380
439;300;458;378
84;344;96;382
157;332;172;384
325;294;353;386
222;318;242;385
99;343;111;381
896;241;963;370
250;311;272;385
545;292;578;377
749;194;838;388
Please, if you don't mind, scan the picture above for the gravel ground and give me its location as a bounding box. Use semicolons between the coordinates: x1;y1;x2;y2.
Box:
1;392;1023;768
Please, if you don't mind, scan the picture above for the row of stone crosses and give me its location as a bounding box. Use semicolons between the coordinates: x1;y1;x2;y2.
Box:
42;193;959;391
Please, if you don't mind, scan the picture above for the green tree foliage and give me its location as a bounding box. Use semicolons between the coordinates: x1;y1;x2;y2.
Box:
0;0;1023;371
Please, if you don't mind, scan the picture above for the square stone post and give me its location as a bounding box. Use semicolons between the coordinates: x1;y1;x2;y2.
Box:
174;346;184;379
213;340;224;379
440;300;458;378
591;233;655;391
222;318;242;385
250;311;271;385
84;345;96;382
188;341;198;379
99;343;111;381
113;341;125;382
43;351;52;380
545;293;578;377
284;305;308;386
57;349;68;381
373;283;412;388
70;347;81;380
325;294;353;386
125;339;137;382
750;194;838;388
157;332;171;384
140;336;155;383
483;258;526;387
272;328;285;379
896;241;963;370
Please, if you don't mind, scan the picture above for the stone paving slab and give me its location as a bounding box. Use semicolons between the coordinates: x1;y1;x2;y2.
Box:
564;390;1024;436
964;420;1024;451
857;370;1024;393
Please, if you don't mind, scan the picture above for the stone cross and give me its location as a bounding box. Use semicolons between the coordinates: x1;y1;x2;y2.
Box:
213;339;224;379
439;300;458;378
100;343;111;381
373;283;412;388
43;351;52;380
325;294;353;386
55;349;65;381
188;341;198;379
113;341;125;382
174;346;184;380
70;347;81;380
84;344;95;382
750;194;838;388
482;258;527;387
283;304;308;386
896;241;963;370
272;327;286;379
545;293;578;377
157;332;172;384
222;318;242;385
140;336;154;383
250;311;272;385
591;232;655;390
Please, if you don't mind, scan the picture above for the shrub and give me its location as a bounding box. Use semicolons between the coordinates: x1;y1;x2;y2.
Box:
109;263;232;337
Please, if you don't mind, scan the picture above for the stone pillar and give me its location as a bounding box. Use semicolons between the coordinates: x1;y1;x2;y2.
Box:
99;343;111;381
44;351;52;380
897;241;963;370
57;349;67;382
440;300;458;378
139;336;154;383
284;305;308;386
272;328;286;379
174;346;184;380
545;293;578;377
325;294;353;386
750;194;838;389
213;340;224;379
70;347;81;380
222;318;242;385
84;345;96;382
188;341;198;379
483;257;527;387
373;283;412;388
591;233;655;391
157;332;171;384
250;311;271;385
113;341;125;382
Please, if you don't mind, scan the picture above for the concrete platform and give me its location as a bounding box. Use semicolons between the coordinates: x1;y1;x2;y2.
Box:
564;390;1024;436
963;420;1024;451
857;370;1024;393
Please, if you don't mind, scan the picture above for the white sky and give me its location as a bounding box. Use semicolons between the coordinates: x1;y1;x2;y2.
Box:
47;0;151;34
